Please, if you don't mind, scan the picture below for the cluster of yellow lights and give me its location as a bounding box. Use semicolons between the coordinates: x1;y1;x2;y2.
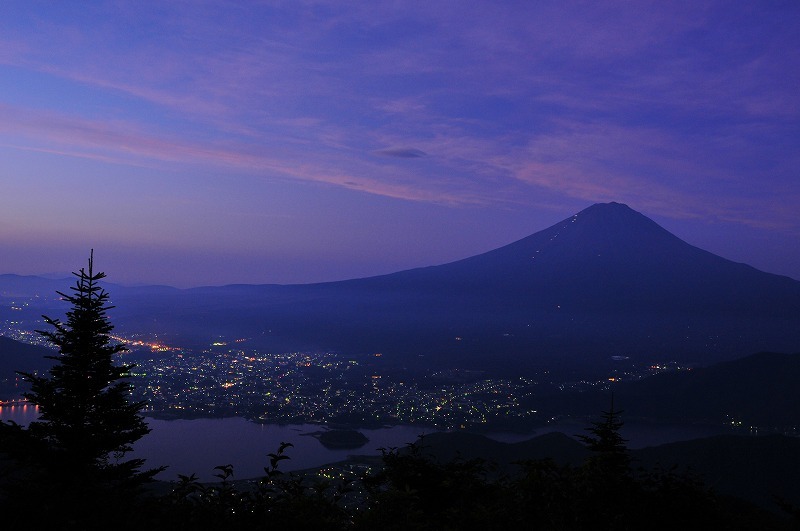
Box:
110;335;180;352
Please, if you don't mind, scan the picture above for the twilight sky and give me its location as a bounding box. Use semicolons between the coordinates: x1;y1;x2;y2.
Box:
1;1;799;287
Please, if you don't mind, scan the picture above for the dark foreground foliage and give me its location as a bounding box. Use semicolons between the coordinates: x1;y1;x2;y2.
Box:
356;408;791;531
3;407;797;530
142;405;794;530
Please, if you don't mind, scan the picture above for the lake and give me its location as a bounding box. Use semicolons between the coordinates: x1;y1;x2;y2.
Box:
0;405;437;481
134;419;435;481
1;405;731;482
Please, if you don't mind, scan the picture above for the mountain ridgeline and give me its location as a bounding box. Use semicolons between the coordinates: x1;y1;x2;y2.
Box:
4;203;800;375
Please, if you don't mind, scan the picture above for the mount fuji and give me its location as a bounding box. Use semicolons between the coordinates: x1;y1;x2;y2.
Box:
4;202;799;375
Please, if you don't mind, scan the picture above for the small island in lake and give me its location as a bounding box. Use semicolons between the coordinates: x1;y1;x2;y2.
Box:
312;429;369;449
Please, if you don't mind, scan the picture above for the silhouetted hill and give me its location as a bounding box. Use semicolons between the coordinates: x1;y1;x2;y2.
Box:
414;431;588;469
4;203;800;375
0;274;67;297
619;351;800;426
635;434;800;512
411;430;800;513
534;351;800;427
0;337;53;398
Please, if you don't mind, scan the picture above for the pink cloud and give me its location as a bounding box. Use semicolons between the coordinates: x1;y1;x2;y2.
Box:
0;102;487;206
1;1;798;236
493;122;799;231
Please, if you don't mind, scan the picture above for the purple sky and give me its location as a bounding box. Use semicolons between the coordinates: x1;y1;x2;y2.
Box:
1;1;799;287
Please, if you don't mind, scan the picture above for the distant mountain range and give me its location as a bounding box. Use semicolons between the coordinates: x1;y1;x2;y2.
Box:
3;202;800;375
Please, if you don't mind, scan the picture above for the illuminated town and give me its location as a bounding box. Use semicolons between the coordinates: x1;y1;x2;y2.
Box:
128;346;544;430
2;323;658;431
120;334;685;431
0;304;687;431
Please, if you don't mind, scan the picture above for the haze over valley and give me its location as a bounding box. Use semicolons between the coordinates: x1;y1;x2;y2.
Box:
3;203;799;437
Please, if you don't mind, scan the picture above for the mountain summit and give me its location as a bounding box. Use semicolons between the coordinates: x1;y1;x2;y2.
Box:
418;203;800;315
351;201;800;316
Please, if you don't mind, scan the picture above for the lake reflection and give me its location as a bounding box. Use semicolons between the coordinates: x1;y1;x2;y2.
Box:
0;403;39;425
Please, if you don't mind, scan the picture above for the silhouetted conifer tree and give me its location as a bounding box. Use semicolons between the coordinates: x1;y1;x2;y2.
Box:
20;251;155;482
577;393;630;475
2;252;162;529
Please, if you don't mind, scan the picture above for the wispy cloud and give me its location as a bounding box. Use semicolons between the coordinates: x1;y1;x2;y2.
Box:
373;148;427;159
